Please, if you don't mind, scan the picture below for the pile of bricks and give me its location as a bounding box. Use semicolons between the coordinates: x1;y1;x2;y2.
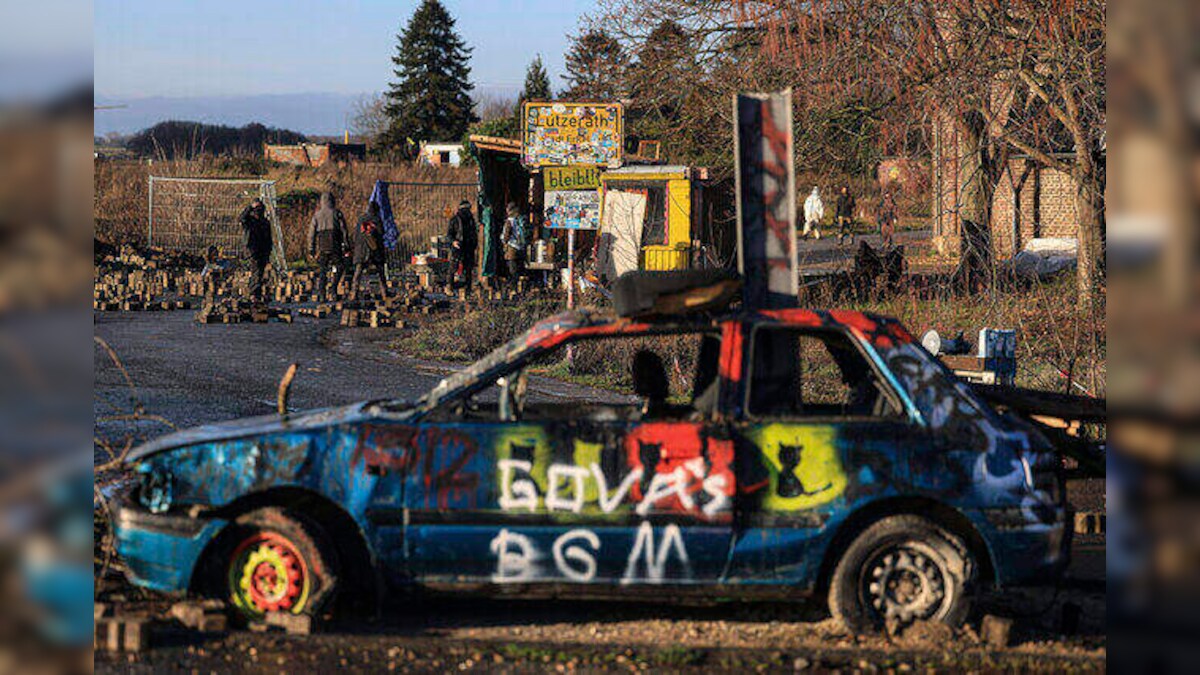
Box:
339;308;410;328
195;299;293;324
94;267;196;311
95;245;214;311
169;599;228;633
271;271;322;303
94;244;555;325
94;602;151;653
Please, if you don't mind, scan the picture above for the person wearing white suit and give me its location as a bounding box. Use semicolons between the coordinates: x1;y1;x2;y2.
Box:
802;186;825;240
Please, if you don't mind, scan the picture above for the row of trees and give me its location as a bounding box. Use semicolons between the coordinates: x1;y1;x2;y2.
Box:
125;121;306;159
738;0;1106;304
360;0;1103;301
552;0;1104;302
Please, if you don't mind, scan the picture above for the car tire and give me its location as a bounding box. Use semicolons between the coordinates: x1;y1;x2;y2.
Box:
208;507;340;623
828;514;975;634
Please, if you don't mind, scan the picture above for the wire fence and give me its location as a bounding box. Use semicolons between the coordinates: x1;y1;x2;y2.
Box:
147;176;287;271
383;180;479;265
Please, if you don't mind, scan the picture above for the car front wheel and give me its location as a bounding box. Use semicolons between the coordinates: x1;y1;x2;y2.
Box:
828;515;975;634
209;507;339;622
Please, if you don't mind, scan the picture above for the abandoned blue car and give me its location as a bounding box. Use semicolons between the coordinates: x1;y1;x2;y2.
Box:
114;304;1068;632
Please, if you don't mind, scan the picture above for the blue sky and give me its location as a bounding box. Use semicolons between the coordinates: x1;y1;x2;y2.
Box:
95;0;595;99
0;0;91;102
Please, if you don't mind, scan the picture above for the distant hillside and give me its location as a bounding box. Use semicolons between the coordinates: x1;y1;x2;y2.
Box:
92;88;520;137
125;121;307;159
93;93;363;137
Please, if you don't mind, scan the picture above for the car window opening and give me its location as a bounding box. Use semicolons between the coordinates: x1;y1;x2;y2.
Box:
431;330;722;424
747;327;902;420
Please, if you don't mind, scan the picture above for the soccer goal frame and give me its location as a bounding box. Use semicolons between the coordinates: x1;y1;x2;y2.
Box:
147;176;288;272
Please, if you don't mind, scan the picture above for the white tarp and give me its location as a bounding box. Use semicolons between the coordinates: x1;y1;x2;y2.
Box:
598;189;647;280
1008;237;1078;279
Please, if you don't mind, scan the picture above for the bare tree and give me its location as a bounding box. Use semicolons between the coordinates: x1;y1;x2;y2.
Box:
349;94;390;141
741;0;1104;302
982;0;1106;306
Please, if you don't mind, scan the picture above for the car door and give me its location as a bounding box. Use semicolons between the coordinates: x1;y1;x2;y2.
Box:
482;335;735;586
401;413;526;582
726;323;923;584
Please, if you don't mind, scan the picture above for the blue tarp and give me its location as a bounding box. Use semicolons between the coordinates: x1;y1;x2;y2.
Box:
370;180;399;250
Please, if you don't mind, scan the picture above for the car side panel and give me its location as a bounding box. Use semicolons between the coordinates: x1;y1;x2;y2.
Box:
116;423;394;593
726;420;919;587
400;420;735;585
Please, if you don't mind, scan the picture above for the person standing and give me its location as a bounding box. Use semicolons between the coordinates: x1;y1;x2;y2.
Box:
500;202;528;289
447;199;478;290
877;189;898;249
835;185;856;247
803;186;824;240
350;201;389;301
239;197;273;302
307;191;349;302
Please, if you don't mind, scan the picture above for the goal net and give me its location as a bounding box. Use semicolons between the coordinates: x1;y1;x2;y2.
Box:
147;176;287;271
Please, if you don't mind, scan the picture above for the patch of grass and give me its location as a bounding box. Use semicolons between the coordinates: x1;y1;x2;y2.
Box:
392;274;1103;401
653;645;708;666
818;274;1106;395
394;297;562;363
395;303;707;401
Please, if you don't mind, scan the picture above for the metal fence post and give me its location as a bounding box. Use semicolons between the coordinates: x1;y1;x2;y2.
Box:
147;176;154;247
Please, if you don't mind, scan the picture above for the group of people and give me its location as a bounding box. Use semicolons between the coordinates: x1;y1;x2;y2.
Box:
445;199;529;291
801;185;899;248
446;199;533;291
235;192;389;303
235;192;534;304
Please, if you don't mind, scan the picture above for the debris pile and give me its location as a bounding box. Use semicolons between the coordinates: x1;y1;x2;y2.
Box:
194;298;294;324
94;243;563;327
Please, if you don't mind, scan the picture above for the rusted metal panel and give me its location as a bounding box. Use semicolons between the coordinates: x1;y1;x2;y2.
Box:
734;91;797;309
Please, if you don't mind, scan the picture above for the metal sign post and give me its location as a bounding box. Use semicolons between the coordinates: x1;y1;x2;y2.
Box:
567;229;576;310
734;90;798;309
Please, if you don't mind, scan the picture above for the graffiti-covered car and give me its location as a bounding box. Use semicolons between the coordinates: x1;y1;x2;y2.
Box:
114;294;1068;632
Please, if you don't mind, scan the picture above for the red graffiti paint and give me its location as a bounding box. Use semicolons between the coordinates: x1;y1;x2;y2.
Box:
624;423;734;515
352;425;480;510
419;428;481;510
352;425;419;473
720;322;744;385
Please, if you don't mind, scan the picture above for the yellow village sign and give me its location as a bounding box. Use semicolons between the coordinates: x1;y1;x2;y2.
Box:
544;166;601;192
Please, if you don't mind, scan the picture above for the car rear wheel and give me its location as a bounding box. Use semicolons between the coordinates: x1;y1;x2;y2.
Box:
828;515;974;634
210;508;339;622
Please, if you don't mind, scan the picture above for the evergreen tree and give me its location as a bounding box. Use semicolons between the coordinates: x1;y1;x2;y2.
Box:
561;30;628;101
518;55;553;112
381;0;477;153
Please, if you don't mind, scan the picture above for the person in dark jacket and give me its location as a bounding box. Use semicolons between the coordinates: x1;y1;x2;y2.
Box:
835;185;856;247
239;198;273;301
350;201;389;301
447;199;477;289
307;191;349;302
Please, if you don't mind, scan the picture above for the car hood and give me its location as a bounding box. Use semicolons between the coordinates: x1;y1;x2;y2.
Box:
126;400;414;462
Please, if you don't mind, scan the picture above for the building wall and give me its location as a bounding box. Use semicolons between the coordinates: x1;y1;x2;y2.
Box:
265;144;330;167
989;158;1079;258
264;143;364;167
932;121;1080;259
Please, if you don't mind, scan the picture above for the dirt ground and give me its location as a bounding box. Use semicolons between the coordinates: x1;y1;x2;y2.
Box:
95;584;1104;673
